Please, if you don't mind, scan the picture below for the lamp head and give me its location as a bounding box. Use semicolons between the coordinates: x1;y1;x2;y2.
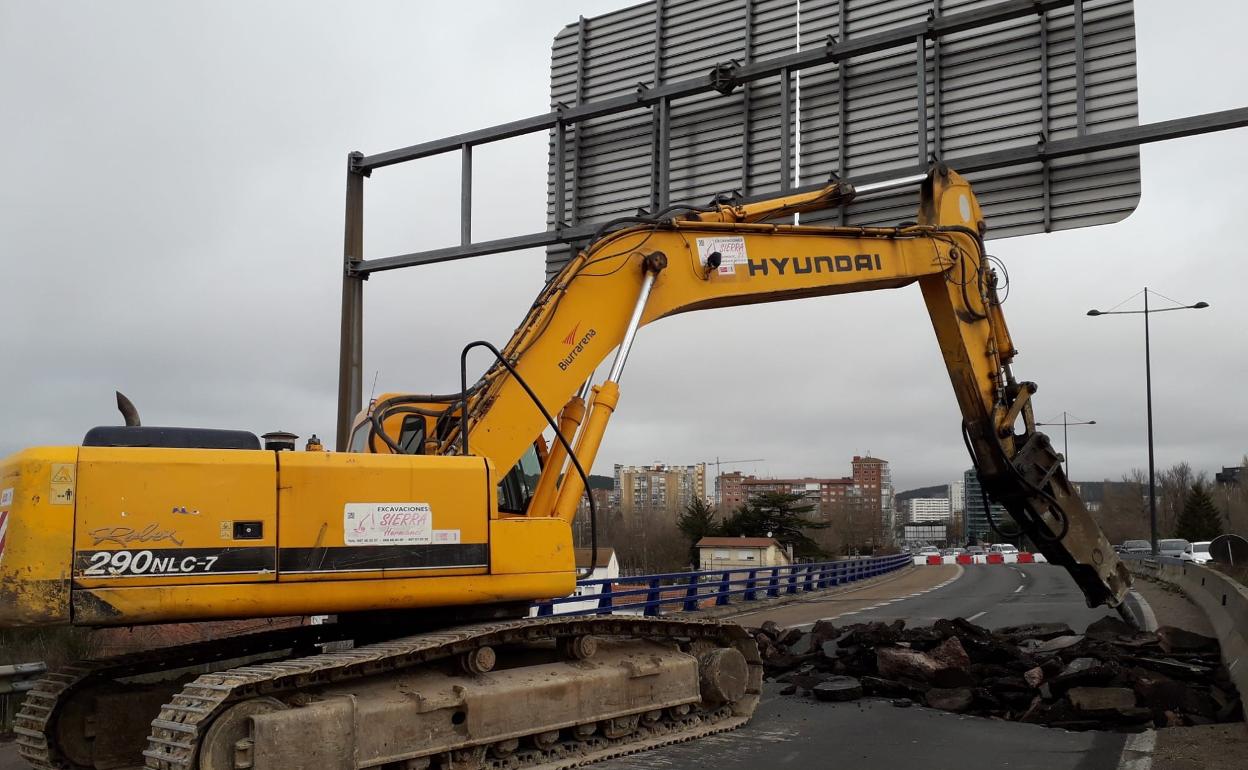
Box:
1192;301;1210;309
1087;309;1102;316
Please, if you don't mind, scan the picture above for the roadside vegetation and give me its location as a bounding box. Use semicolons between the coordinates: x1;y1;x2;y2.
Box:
1092;457;1247;544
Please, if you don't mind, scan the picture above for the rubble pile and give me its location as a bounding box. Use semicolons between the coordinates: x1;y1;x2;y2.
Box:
752;617;1242;730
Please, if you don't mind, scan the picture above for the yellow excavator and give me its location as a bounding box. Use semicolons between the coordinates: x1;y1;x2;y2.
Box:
0;165;1130;770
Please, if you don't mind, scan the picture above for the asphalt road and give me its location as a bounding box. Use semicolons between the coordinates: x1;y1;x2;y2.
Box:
597;563;1131;770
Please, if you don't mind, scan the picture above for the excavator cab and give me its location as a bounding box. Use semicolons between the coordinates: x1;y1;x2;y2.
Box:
345;393;447;455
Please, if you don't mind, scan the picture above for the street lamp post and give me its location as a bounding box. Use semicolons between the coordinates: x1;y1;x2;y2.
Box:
1035;412;1096;482
1088;287;1209;556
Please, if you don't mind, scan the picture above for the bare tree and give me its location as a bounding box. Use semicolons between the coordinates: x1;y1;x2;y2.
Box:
1092;473;1146;543
1157;462;1210;537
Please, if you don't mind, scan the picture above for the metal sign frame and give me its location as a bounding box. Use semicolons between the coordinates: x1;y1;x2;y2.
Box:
334;0;1248;448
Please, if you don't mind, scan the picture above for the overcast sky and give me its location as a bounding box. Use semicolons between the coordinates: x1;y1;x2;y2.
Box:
2;1;1245;494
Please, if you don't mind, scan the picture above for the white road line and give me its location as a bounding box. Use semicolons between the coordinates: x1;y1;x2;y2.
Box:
1117;729;1155;770
967;611;987;622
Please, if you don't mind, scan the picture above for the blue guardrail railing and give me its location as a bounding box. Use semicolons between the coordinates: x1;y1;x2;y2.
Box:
533;553;912;618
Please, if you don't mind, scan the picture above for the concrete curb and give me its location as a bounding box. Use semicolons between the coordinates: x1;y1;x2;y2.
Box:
1124;560;1248;712
670;564;923;622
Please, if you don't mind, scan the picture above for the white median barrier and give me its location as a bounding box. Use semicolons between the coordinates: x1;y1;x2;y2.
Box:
914;552;1047;565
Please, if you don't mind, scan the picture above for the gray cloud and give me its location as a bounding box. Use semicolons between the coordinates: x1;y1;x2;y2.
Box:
2;1;1245;496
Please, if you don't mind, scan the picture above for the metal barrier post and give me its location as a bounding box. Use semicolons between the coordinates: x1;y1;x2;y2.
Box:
597;580;614;614
786;566;800;595
644;577;662;617
803;564;815;591
767;567;781;598
716;572;731;606
683;574;701;612
744;569;758;601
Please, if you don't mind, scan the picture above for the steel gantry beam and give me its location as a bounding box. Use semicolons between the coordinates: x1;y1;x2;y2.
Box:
332;0;1248;449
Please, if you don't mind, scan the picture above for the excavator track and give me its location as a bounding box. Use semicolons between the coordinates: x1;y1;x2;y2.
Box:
14;622;362;770
142;616;761;770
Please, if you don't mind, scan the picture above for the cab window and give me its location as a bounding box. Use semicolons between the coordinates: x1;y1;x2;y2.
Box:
497;444;542;515
398;415;425;455
348;423;370;453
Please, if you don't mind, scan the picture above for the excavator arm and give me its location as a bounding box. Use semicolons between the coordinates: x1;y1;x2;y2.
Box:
383;164;1129;609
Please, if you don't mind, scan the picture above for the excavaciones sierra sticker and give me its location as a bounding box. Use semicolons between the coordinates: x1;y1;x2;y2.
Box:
344;502;433;546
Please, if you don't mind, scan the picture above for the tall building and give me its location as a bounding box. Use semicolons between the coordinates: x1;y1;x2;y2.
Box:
613;463;706;527
907;497;952;523
853;456;894;544
851;456;887;513
948;480;965;515
963;468;1008;544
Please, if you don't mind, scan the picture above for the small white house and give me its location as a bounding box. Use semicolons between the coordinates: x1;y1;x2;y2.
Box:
695;537;792;570
574;547;619;581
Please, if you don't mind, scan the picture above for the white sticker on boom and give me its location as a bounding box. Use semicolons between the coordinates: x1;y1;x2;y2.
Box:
696;236;748;275
0;488;12;507
432;529;461;544
344;503;432;546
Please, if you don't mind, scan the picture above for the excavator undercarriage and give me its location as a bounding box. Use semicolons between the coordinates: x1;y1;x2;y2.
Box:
16;617;760;770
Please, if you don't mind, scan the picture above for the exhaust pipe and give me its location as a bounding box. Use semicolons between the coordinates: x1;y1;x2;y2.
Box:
115;391;141;427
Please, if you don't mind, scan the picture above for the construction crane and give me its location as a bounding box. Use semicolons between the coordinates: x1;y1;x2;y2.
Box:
698;457;766;503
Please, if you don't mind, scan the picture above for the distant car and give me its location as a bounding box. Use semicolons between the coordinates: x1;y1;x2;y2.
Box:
940;548;966;557
1158;538;1190;558
917;546;940;555
966;546;986;556
1120;539;1151;554
989;544;1019;554
1181;541;1213;564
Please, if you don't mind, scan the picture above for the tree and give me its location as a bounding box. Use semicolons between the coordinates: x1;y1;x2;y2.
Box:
720;492;828;559
677;497;720;568
1174;483;1224;542
1158;462;1209;537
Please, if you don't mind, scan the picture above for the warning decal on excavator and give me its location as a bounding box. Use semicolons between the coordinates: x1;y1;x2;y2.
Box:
0;508;9;568
344;502;433;546
50;463;74;506
0;489;11;568
697;236;747;275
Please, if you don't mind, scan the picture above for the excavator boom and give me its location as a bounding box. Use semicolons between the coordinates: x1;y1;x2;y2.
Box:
380;164;1129;609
